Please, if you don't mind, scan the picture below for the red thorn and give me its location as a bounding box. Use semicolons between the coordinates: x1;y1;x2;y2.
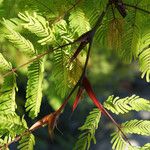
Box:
72;87;84;112
82;76;106;115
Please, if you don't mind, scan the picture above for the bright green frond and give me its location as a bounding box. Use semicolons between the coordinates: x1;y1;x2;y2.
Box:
111;119;150;150
0;75;17;114
73;108;101;150
104;95;150;115
0;54;17;114
52;20;75;97
141;143;150;150
121;9;140;62
111;132;137;150
137;32;150;82
3;20;35;57
82;0;108;27
0;137;10;150
0;114;27;136
18;134;35;150
69;8;91;35
53;19;74;44
18;12;54;45
122;120;150;136
25;58;44;119
0;53;12;74
53;48;70;98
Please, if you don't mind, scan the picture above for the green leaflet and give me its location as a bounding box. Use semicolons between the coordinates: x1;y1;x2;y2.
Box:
52;20;74;97
122;120;150;136
0;114;27;136
53;48;70;98
121;8;140;63
111;132;136;150
69;8;91;35
26;58;44;119
104;95;150;114
0;114;28;149
0;53;12;74
137;32;150;82
0;53;17;114
74;95;150;150
73;108;101;150
18;134;35;150
0;54;28;148
3;20;35;57
111;120;150;150
18;12;54;45
0;75;17;114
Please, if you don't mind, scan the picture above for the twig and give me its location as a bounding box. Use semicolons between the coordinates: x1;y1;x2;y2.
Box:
2;42;73;78
53;0;82;23
124;3;150;14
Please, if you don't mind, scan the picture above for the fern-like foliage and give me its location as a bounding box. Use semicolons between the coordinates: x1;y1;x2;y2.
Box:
122;120;150;136
52;20;82;97
82;0;108;27
3;20;35;57
18;12;54;45
74;94;150;150
0;75;17;114
111;132;134;150
25;59;44;119
0;114;27;137
73;108;101;150
0;53;29;148
121;8;140;62
69;8;91;35
104;95;150;114
111;120;150;150
137;32;150;82
53;48;70;98
0;53;12;73
18;134;35;150
0;53;17;114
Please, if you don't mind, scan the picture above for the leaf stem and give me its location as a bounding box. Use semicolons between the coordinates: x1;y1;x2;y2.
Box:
124;3;150;14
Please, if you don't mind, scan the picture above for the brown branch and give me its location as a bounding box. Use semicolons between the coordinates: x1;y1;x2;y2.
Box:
3;50;50;78
2;42;73;78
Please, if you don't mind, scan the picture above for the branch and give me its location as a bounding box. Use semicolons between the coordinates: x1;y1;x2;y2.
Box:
2;42;73;78
124;3;150;14
0;3;110;149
